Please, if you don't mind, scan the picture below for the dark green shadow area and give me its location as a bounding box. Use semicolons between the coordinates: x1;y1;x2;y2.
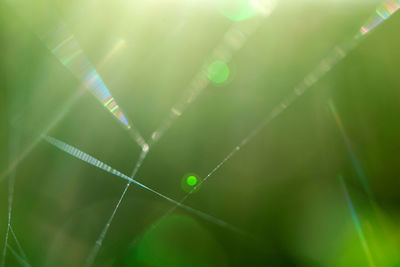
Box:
125;215;227;267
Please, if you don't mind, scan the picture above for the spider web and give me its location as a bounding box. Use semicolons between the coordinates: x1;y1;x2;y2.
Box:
1;0;400;266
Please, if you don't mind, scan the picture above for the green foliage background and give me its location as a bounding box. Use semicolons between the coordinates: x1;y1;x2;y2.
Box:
1;0;400;266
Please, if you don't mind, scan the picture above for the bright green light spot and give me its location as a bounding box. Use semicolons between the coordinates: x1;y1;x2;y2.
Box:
207;61;230;84
186;176;197;186
181;173;201;193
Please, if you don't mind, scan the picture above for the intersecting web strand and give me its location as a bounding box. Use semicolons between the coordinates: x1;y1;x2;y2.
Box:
0;16;144;266
1;94;30;267
84;4;276;265
130;0;400;239
0;21;129;266
43;135;249;238
5;245;30;267
0;20;131;264
2;207;29;266
8;227;29;266
84;149;148;267
0;6;145;264
1;151;16;267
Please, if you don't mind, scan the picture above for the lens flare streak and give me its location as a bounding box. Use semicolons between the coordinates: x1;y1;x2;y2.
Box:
0;37;131;184
329;100;372;198
43;24;131;128
39;23;147;149
357;0;400;37
339;175;375;267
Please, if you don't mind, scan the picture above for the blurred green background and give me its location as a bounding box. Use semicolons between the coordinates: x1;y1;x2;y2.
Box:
1;0;400;266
